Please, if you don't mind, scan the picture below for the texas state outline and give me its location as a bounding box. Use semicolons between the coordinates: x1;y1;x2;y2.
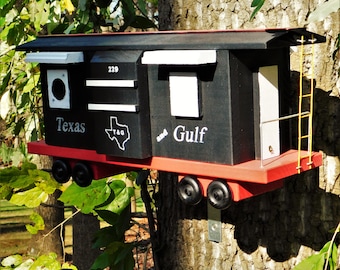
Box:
105;116;131;151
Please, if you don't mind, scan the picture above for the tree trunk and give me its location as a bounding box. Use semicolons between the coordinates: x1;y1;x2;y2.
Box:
28;156;65;261
28;189;65;260
156;0;340;269
72;210;101;270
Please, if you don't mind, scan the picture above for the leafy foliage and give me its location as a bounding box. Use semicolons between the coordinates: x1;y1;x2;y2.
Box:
0;0;45;143
1;0;156;269
90;242;134;270
250;0;266;20
0;142;27;166
294;241;338;270
59;179;113;214
91;207;135;269
0;0;157;151
0;160;137;269
0;158;137;269
0;161;60;207
26;211;45;234
0;253;78;270
59;177;136;269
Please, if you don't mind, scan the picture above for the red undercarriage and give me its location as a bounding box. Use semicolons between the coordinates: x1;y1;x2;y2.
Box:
28;141;322;202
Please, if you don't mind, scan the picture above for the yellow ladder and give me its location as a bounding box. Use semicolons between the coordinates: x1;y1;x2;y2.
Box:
296;35;315;173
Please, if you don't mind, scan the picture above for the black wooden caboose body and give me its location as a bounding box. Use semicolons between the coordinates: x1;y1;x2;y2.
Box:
18;29;325;209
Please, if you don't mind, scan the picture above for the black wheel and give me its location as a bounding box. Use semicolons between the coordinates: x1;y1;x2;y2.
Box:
207;179;232;210
178;176;203;205
52;159;71;183
72;162;93;187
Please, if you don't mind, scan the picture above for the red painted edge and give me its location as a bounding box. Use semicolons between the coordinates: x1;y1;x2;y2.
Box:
37;28;297;38
28;141;322;186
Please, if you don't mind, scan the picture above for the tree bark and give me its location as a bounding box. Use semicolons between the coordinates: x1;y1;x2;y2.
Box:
28;189;65;260
157;0;340;269
28;156;65;261
72;211;101;270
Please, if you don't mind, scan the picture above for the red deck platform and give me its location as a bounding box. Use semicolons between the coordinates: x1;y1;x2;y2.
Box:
28;141;322;201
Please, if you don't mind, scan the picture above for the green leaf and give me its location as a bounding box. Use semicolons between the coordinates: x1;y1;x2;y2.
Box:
250;0;265;20
59;179;112;214
21;161;37;171
96;0;111;8
61;262;78;269
121;0;135;15
22;74;39;94
94;207;131;249
137;0;147;14
0;143;13;165
113;242;133;265
64;21;76;34
0;162;36;184
0;0;16;21
10;150;24;167
293;253;325;270
0;0;11;9
308;0;340;23
32;170;60;194
18;258;34;268
13;117;25;136
330;242;338;270
28;0;50;32
126;171;138;181
109;179;127;195
29;253;61;270
8;166;44;188
96;182;133;214
7;22;25;46
92;226;120;249
95;207;131;239
0;185;13;200
0;17;5;28
96;210;120;225
0;71;11;98
91;242;134;270
10;186;49;207
113;206;132;237
8;174;35;189
130;15;156;29
79;9;90;25
26;211;45;234
251;0;263;8
1;255;22;267
294;241;338;270
91;252;113;270
78;0;87;11
30;127;38;141
319;241;331;253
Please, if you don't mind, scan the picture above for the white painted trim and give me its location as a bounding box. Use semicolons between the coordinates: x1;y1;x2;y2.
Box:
47;69;70;109
169;72;200;118
141;50;216;65
87;103;138;112
25;52;84;63
258;65;280;160
86;80;136;88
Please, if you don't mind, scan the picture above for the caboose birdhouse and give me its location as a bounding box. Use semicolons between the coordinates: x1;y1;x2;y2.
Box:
18;28;325;210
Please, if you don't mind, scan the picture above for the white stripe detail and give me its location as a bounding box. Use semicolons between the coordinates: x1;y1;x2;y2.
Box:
141;50;216;65
259;66;280;160
26;52;84;63
86;80;136;88
88;103;138;112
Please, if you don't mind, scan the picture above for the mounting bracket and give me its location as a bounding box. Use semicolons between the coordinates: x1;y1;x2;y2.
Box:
208;203;222;242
